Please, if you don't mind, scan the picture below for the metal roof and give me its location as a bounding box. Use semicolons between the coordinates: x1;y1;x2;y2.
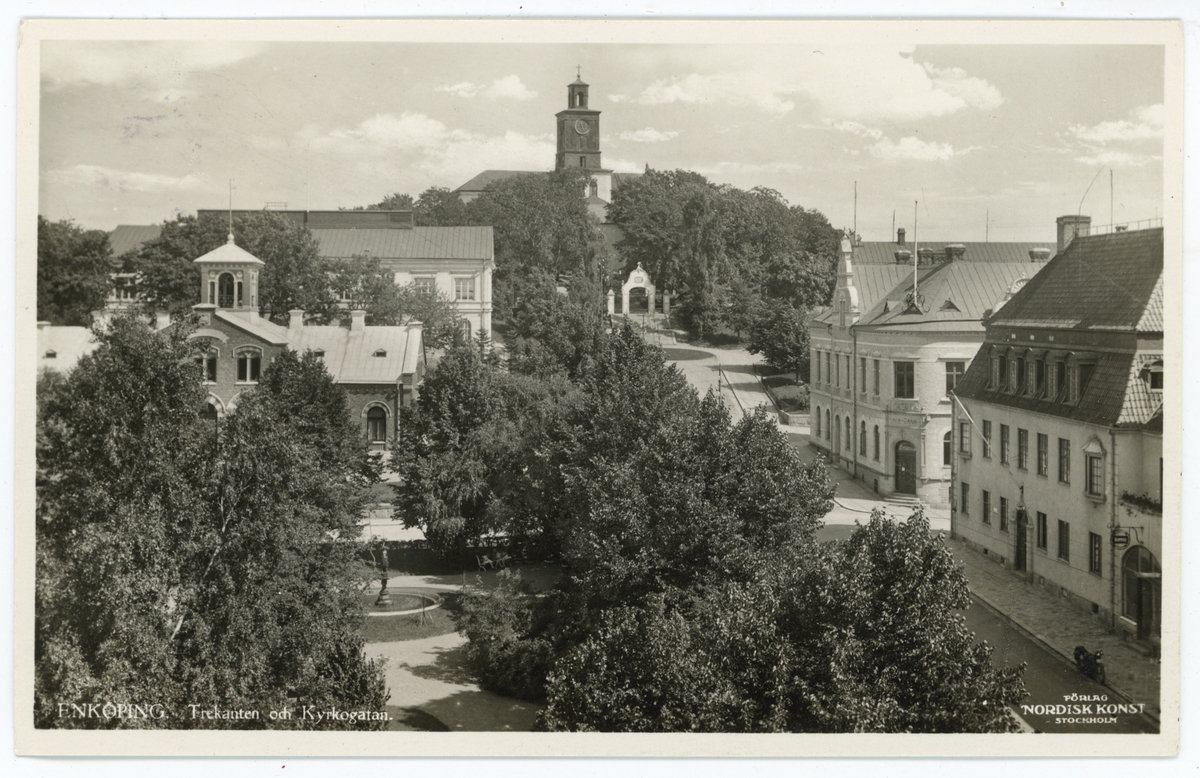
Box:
193;239;266;266
289;324;421;383
454;169;545;193
850;240;1054;265
37;325;96;373
312;227;493;261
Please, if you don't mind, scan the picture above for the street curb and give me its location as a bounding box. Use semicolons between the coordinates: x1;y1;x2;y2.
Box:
968;588;1160;726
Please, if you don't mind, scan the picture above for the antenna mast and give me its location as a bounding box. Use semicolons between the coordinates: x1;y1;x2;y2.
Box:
853;180;857;238
228;179;233;240
986;208;989;243
913;199;919;297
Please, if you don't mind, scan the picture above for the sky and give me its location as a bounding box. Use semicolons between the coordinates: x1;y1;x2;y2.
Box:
38;39;1166;242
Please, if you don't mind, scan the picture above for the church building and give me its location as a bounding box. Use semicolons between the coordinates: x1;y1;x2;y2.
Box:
454;74;642;221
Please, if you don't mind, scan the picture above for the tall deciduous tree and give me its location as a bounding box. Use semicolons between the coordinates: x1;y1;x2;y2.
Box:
125;211;336;323
35;315;388;729
37;216;116;326
748;300;811;381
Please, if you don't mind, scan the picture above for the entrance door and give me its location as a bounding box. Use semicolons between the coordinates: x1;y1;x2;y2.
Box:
894;441;916;495
1014;510;1028;571
1137;579;1158;640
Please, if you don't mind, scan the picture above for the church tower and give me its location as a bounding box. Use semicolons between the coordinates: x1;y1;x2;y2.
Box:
555;74;603;173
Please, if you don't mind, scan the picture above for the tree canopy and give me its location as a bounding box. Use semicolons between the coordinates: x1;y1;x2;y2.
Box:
122;211;336;323
37;216;117;326
35;315;388;729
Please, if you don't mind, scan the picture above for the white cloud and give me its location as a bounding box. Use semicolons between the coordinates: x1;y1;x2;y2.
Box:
1069;104;1164;144
485;75;538;101
922;64;1004;112
869;136;961;162
436;75;538;101
618;127;679;143
299;114;553;186
608;50;1004;125
831;120;883;140
1075;149;1162;168
609;73;795;117
436;81;481;98
42;164;210;193
42;41;264;88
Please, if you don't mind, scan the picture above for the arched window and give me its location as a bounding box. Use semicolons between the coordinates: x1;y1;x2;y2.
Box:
367;406;388;443
873;425;880;461
845;417;851;451
218;272;235;308
589;179;598;197
943;431;953;466
825;409;831;440
195;348;218;382
815;407;821;438
236;347;262;383
860;421;867;455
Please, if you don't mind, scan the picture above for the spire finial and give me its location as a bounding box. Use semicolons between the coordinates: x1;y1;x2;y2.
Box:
228;178;234;243
576;64;581;79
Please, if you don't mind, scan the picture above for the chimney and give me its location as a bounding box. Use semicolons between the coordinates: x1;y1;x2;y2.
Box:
1028;247;1051;263
1056;214;1091;254
917;248;935;265
154;311;171;330
37;320;49;331
944;244;966;262
289;308;305;333
897;227;906;245
350;309;366;332
894;249;912;264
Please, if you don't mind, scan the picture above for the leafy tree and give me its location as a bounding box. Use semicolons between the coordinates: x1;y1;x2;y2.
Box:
748;300;810;381
37;216;116;326
395;282;464;351
35;314;388;729
369;192;414;211
505;271;606;380
414;186;472;227
326;254;406;323
537;510;1026;733
125;211;336;323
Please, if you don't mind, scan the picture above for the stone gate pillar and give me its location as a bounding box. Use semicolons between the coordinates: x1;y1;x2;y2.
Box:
606;289;615;315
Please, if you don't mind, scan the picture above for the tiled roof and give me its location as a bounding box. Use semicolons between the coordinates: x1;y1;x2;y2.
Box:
312;227;494;261
109;224;162;256
851;240;1053;265
1138;275;1164;333
37;325;96;373
455;169;545;193
955;349;1141;428
1116;353;1164;427
986;228;1162;333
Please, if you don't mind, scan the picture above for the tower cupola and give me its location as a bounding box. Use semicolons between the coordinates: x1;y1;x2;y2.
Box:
193;233;266;313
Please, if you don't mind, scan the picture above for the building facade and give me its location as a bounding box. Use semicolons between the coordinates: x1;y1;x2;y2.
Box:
952;224;1164;645
185;235;425;451
809;230;1054;506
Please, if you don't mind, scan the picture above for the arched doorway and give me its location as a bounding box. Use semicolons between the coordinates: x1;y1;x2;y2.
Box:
894;440;917;495
627;287;649;314
1122;546;1161;640
218;272;235;308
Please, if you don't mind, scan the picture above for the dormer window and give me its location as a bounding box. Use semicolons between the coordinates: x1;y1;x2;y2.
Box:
313;349;325;358
373;349;387;358
1145;359;1164;391
44;350;56;359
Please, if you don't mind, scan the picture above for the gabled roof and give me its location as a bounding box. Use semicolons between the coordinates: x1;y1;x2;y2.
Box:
986;228;1163;333
312;226;494;261
454;169;545;193
212;310;290;345
109;224;162;256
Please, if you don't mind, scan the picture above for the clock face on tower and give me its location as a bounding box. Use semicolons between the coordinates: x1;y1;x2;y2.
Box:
574;119;590;135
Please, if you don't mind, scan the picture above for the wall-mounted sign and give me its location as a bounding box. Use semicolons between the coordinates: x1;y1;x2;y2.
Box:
1111;528;1131;548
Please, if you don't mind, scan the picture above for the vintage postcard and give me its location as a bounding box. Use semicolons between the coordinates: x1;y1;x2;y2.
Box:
14;17;1182;758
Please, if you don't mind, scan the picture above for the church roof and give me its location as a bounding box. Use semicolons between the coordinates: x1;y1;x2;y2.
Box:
109;224;163;256
454;169;545;193
849;240;1054;265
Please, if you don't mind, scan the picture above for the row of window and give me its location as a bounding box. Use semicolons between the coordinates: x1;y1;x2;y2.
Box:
958;422;1105;497
958;483;1104;574
196;350;262;384
811;350;964;400
814;406;954;466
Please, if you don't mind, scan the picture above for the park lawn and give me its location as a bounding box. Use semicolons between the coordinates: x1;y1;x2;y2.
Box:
359;593;461;643
759;372;809;413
